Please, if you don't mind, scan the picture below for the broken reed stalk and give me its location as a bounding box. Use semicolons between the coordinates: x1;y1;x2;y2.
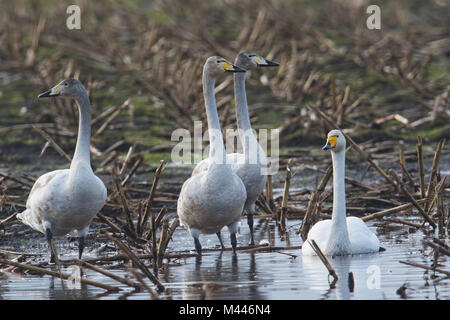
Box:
306;104;397;188
390;170;436;228
95;99;130;136
138;160;165;235
280;159;293;231
399;149;415;188
96;212;123;234
150;211;158;275
33;125;72;163
308;240;338;286
157;218;180;267
424;241;450;257
361;199;426;221
299;165;332;240
399;260;450;277
105;232;165;292
424;139;445;212
129;269;160;299
0;211;18;227
416;136;426;198
0;258;119;292
112;163;136;236
121;155;144;187
78;260;141;289
119;145;134;175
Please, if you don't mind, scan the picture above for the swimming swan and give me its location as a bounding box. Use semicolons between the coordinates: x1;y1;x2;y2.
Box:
17;79;107;262
177;57;247;255
302;130;380;256
192;52;279;245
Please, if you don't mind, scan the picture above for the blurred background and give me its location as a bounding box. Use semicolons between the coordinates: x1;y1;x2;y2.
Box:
0;0;448;169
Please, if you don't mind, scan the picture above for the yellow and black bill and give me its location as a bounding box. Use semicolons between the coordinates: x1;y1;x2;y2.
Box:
323;136;338;150
221;60;246;73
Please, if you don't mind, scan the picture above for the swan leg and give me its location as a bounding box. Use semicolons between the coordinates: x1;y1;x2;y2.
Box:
194;237;202;256
216;231;225;249
45;227;56;263
230;233;237;254
227;221;239;254
77;226;89;260
247;212;255;245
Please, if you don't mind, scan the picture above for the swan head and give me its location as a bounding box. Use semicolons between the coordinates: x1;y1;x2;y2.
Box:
38;78;86;98
236;51;279;70
323;129;346;153
204;56;245;77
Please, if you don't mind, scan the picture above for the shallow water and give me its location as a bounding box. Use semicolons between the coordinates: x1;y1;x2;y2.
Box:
1;217;448;300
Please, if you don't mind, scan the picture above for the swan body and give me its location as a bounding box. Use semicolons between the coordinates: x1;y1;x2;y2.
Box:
17;79;107;261
302;130;380;256
177;57;247;255
192;52;279;244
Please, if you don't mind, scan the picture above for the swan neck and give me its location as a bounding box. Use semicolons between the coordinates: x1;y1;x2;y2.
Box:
331;150;347;229
203;69;226;167
71;92;92;169
234;71;262;160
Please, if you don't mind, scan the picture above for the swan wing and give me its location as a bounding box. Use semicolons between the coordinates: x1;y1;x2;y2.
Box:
302;219;332;256
347;216;380;254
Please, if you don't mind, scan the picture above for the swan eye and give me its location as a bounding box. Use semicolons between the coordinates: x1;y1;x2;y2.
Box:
248;54;256;57
64;82;68;86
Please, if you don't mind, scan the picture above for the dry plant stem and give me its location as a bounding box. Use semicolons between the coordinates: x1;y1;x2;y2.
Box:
390;171;436;228
424;241;450;257
105;233;165;292
121;155;144;187
0;212;18;227
150;212;158;275
306;104;397;188
416;136;426;198
33;125;72;163
280;159;293;231
129;269;160;299
384;218;422;228
424;139;445;212
112;165;136;235
119;145;134;175
157;218;180;267
96;213;123;233
299;166;332;239
399;260;450;277
399;150;415;188
78;260;141;289
138;160;165;235
0;258;119;291
308;240;338;286
95;99;130;136
362;199;426;221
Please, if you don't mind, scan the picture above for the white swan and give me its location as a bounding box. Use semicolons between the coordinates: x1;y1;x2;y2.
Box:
17;79;107;262
192;52;279;245
177;56;247;255
302;130;380;256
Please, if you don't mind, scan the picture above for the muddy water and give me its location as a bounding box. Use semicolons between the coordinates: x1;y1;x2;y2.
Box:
1;217;448;300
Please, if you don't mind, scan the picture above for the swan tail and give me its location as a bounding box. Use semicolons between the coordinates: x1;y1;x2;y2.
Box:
16;209;45;234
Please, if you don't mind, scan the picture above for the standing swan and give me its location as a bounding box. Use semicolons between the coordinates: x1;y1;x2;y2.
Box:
17;79;107;262
192;52;279;245
177;57;247;255
302;130;380;256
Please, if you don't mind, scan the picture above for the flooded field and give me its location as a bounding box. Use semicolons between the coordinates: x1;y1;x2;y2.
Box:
1;217;448;300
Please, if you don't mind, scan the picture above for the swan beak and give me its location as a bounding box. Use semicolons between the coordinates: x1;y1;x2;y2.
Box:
323;141;332;150
222;61;245;73
254;56;279;67
323;136;337;150
38;85;61;98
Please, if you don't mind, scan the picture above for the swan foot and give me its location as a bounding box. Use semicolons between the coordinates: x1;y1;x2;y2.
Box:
45;228;56;264
230;233;237;255
194;237;202;256
247;213;255;245
216;231;225;249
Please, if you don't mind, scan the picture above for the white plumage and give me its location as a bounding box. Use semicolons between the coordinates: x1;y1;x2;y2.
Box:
302;130;380;256
17;78;107;261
